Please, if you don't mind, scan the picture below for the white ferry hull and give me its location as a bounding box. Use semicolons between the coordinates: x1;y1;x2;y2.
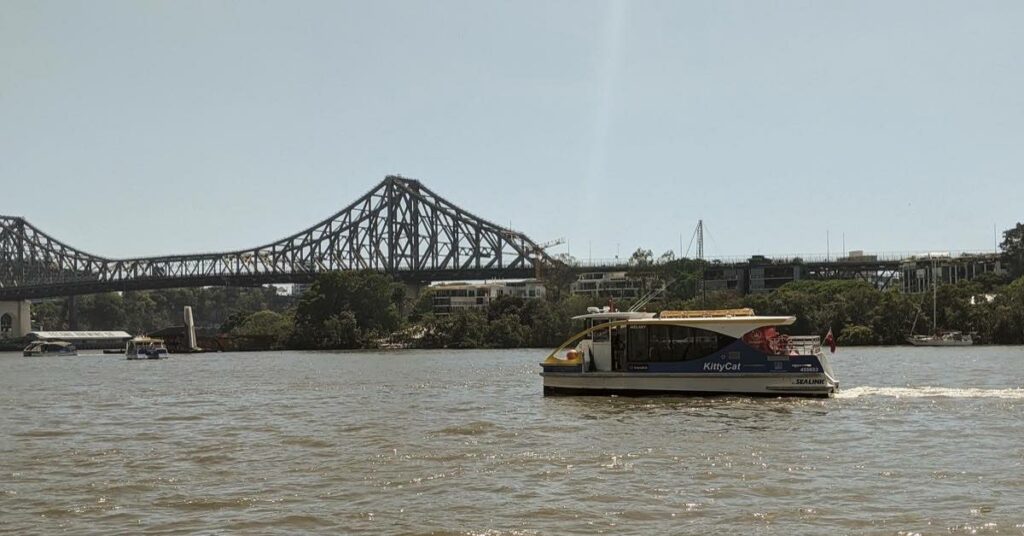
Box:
541;371;838;398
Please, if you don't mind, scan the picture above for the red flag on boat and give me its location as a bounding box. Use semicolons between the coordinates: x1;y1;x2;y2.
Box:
824;328;836;353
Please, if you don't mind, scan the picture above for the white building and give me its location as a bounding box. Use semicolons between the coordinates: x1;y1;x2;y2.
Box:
569;272;644;299
431;279;546;314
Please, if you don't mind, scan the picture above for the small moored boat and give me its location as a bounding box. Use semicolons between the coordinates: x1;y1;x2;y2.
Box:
540;308;839;397
125;337;169;360
906;331;973;346
23;340;78;357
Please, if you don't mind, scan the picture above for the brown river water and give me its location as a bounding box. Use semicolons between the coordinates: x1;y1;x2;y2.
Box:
1;347;1023;535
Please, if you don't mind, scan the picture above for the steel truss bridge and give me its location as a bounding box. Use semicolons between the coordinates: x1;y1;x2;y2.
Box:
0;176;552;300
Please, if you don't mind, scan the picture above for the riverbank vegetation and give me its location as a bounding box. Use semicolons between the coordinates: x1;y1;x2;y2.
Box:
15;270;1024;351
282;268;1024;348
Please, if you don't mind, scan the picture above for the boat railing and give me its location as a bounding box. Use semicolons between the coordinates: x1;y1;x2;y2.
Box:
769;335;821;355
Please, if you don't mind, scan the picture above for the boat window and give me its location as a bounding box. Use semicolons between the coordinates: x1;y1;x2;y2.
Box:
0;314;11;336
627;325;649;362
628;324;736;362
592;319;609;342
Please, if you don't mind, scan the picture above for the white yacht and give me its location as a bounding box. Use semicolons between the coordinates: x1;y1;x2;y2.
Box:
125;337;169;360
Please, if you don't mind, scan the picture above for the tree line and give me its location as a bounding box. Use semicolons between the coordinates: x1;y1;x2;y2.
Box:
13;223;1024;350
230;267;1024;349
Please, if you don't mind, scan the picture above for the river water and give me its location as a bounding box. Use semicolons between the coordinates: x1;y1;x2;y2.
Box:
1;346;1022;535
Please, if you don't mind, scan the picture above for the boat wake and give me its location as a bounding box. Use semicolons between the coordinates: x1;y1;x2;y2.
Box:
837;386;1024;399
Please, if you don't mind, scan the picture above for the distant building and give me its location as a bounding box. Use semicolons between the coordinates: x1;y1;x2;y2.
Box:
703;260;802;294
900;253;1007;293
431;279;546;314
292;283;312;296
570;272;644;299
838;250;878;262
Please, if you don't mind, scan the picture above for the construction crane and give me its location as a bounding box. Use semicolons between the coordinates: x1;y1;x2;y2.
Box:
532;237;566;278
536;237;566;251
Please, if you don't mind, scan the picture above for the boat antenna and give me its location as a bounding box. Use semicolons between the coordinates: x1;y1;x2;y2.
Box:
698;220;706;307
932;258;938;334
629;282;669;312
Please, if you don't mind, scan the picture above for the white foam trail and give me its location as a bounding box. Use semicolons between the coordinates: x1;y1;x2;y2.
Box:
837;386;1024;399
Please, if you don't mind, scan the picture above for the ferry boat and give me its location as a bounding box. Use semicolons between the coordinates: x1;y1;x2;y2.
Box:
540;308;839;397
23;340;78;357
125;337;169;360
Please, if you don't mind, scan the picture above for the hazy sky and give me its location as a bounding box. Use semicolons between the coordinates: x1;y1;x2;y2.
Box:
2;1;1021;261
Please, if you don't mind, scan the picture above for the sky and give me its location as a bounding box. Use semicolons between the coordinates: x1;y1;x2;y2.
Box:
2;1;1022;262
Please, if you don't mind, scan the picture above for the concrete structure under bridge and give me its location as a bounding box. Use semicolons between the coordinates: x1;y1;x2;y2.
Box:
0;300;31;339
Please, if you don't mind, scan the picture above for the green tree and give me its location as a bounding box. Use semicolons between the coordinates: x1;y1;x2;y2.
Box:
628;248;654;267
31;300;66;331
122;292;159;334
78;292;125;330
540;254;579;301
231;310;295;349
292;271;402;349
869;290;918;344
1001;222;1024;278
407;288;437;322
486;314;529;347
321;312;362;349
231;310;289;336
417;309;488;348
993;276;1024;343
839;324;878;345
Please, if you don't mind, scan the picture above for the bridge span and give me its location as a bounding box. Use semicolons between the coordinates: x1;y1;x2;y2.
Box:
1;175;1005;303
0;176;547;301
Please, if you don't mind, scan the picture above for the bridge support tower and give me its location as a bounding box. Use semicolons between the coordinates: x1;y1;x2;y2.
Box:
0;301;31;339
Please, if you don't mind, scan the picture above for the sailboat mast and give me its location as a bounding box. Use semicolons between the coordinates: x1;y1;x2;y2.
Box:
697;219;704;261
698;220;706;307
932;259;937;333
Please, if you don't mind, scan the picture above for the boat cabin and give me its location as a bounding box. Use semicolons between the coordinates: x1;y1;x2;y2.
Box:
126;337;169;359
568;308;811;372
572;310;654;371
23;340;78;357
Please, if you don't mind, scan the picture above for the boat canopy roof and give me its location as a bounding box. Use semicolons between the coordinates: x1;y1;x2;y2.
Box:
26;340;74;348
570;308;796;337
130;337;165;343
658;308;756;319
632;315;796;338
571;311;656;321
578;308;796;338
29;331;131;341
